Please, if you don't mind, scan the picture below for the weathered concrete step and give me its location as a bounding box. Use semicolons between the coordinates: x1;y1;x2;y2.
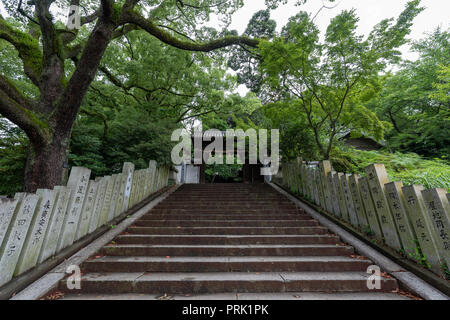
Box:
171;190;279;193
160;198;295;207
101;244;354;257
127;226;328;235
154;206;298;211
134;220;319;228
83;256;372;273
165;196;291;200
141;214;311;221
62;272;397;294
60;292;410;300
166;198;289;201
155;205;296;209
152;206;300;215
149;209;300;214
166;197;295;205
115;234;340;245
165;194;287;198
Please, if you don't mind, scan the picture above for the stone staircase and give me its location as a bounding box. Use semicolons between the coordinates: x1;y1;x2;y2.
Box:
59;184;408;300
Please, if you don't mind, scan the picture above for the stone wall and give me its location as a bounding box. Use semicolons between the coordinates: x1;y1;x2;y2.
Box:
0;161;170;288
281;159;450;278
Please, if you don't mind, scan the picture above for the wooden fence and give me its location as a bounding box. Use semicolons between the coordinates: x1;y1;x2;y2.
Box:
0;161;170;287
279;159;449;278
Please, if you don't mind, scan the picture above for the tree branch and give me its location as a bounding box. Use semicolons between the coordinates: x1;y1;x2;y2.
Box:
0;18;42;86
35;1;58;64
122;10;259;52
0;75;35;111
111;24;140;40
17;0;40;25
55;4;117;132
0;88;49;146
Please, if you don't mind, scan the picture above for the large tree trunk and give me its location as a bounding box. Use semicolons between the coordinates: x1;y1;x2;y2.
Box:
24;131;71;193
21;17;117;193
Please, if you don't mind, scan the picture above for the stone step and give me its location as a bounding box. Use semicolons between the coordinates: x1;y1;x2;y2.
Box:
141;214;311;221
154;205;297;210
167;198;288;200
171;196;285;199
150;209;300;214
82;256;373;273
133;220;319;228
51;182;407;300
101;244;354;257
127;226;328;235
60;292;410;300
115;234;341;245
61;272;398;294
166;194;286;197
154;204;297;212
162;200;294;204
168;198;284;200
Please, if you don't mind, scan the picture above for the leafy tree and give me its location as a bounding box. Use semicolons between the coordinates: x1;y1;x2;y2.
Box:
228;9;276;98
259;101;319;161
258;1;423;159
0;6;254;192
0;117;27;195
366;28;450;158
0;0;268;192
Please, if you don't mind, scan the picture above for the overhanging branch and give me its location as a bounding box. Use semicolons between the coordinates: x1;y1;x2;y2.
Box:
122;11;259;52
0;19;42;85
0;75;35;111
0;88;49;146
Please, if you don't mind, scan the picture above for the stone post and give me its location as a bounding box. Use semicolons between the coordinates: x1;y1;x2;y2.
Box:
121;162;135;212
340;174;359;227
402;185;445;274
385;182;418;259
328;171;341;217
88;177;107;233
75;180;99;240
0;194;40;286
358;177;384;241
38;186;71;263
319;161;334;213
365;164;402;250
15;189;58;274
333;172;348;220
421;188;450;268
349;174;369;228
0;198;19;249
57;167;91;251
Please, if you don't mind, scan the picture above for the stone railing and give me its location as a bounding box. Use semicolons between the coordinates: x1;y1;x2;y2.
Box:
0;161;170;288
278;159;449;278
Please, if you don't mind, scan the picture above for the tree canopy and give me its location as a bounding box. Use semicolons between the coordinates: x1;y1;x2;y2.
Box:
257;1;423;159
0;0;449;195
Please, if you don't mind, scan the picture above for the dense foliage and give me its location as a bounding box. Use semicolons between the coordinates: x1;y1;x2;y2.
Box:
0;0;449;193
331;148;450;191
365;28;450;158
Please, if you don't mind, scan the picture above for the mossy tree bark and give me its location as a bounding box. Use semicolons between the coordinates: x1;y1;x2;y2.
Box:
0;0;259;192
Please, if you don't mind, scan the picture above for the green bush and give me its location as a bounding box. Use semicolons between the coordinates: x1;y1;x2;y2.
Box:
331;148;450;191
205;156;243;183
